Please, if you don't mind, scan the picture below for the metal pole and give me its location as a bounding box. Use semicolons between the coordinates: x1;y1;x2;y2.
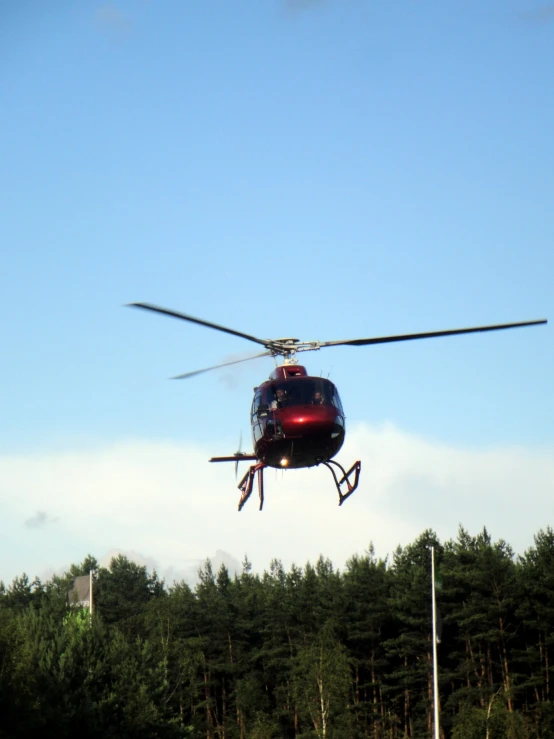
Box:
431;546;440;739
89;569;93;618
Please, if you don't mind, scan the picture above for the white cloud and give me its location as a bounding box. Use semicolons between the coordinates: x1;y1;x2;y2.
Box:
96;547;242;586
1;424;553;586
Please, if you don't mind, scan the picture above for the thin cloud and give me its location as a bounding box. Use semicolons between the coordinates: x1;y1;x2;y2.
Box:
521;4;554;23
94;3;133;35
285;0;328;9
97;547;241;585
25;511;58;529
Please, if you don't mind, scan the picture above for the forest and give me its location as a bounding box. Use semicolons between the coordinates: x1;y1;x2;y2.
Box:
1;526;554;739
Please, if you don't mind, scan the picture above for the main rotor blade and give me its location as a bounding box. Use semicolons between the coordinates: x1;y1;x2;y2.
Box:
128;302;269;348
320;319;547;349
171;351;273;380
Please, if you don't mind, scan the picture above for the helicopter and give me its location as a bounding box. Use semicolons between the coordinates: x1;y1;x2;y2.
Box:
129;303;547;512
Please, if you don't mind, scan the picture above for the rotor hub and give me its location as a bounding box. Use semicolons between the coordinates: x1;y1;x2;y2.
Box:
274;338;300;344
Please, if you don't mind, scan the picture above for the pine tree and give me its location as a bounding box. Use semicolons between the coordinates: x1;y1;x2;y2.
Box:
444;527;520;735
94;554;164;637
343;546;391;738
383;530;441;738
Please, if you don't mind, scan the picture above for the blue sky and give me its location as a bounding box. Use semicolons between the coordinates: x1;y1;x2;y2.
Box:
1;0;553;585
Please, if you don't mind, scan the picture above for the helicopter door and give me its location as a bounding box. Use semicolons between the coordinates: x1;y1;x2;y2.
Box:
251;389;265;443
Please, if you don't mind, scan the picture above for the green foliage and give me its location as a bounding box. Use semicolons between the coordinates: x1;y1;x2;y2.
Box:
3;528;554;737
292;621;352;738
94;554;164;638
451;704;487;739
2;573;44;611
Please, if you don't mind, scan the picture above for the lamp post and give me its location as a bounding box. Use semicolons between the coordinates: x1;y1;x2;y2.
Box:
431;546;440;739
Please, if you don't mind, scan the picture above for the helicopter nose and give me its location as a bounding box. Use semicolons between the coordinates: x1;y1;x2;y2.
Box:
282;405;339;435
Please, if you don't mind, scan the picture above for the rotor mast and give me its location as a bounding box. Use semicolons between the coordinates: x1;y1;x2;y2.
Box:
270;338;315;365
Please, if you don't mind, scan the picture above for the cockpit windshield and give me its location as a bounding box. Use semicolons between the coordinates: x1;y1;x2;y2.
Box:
264;378;343;411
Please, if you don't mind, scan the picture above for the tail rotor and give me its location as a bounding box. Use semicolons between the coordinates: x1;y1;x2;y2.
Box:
234;431;245;479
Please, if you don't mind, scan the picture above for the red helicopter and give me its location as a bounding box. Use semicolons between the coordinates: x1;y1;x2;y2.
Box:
129;303;546;511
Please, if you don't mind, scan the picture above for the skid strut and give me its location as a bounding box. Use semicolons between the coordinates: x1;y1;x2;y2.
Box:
236;459;360;510
321;459;361;506
238;462;267;511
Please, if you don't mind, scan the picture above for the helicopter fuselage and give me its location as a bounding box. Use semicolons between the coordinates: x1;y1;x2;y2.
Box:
250;365;345;469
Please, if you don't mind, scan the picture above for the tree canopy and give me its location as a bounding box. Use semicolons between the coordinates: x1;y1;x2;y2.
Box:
2;528;554;738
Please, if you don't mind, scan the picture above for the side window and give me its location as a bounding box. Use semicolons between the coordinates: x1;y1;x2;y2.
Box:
332;386;344;413
251;390;262;420
322;382;343;413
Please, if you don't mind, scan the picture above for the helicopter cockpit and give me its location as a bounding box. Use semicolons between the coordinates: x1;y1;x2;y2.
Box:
252;377;344;415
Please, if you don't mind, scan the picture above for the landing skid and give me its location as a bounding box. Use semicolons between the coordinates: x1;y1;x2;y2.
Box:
321;459;361;506
236;459;361;511
238;462;267;511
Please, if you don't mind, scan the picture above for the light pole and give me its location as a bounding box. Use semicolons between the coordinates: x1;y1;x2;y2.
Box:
431;546;440;739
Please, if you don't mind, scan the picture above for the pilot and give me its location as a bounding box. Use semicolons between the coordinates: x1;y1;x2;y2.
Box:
312;391;325;405
271;387;288;409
